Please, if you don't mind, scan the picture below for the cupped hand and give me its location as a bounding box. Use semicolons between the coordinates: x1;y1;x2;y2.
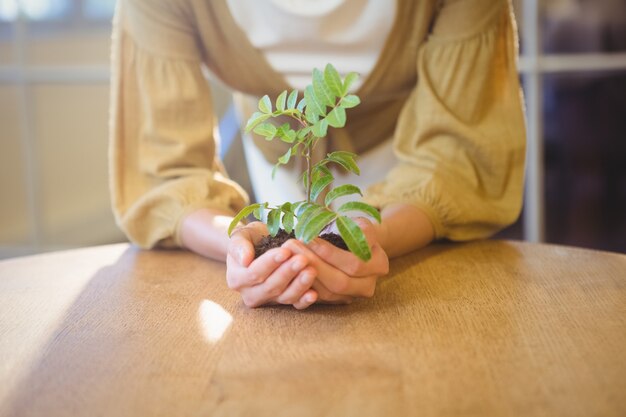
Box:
282;217;389;304
226;221;319;309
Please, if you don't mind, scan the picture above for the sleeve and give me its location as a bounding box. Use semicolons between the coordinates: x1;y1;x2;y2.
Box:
108;0;248;249
363;0;527;241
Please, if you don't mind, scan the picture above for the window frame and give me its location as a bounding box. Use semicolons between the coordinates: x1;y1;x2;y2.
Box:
519;0;626;242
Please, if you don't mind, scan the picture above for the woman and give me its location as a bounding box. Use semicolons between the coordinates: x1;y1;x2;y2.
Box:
109;0;526;309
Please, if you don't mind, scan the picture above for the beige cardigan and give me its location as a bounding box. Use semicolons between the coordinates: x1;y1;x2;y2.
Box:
109;0;526;248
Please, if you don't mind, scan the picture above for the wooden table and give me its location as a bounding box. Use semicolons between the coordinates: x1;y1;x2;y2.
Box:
0;240;624;417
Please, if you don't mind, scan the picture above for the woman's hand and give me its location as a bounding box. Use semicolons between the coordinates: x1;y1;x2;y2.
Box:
282;217;389;304
186;204;433;308
226;222;319;309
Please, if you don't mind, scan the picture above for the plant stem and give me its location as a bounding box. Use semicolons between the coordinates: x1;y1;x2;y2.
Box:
281;110;308;129
305;135;312;203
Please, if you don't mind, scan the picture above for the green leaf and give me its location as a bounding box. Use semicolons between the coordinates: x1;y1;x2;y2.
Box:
276;144;298;172
325;184;362;206
259;95;272;114
283;129;296;143
313;68;335;107
276;123;297;143
300;210;337;243
282;211;294;234
291;143;300;158
336;215;371;261
276;122;290;137
305;162;331;190
342;72;359;95
227;203;261;236
310;174;333;203
326;106;346;128
295;205;324;240
304;85;325;118
287;90;298;109
341;94;361;109
311;118;328;138
245;112;271;132
276;91;287;112
297;126;311;140
267;208;281;237
292;201;310;217
313;164;332;178
326;151;360;175
296;97;306;112
337;201;381;223
305;111;319;124
301;170;308;191
324;64;343;97
278;147;292;164
298;204;319;221
253;122;277;140
280;202;292;212
252;203;267;221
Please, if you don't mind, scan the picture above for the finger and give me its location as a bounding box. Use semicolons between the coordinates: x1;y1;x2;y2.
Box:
292;289;318;310
275;265;317;305
307;237;389;277
228;222;269;266
226;253;249;290
315;217;387;276
355;222;390;275
231;220;269;239
310;280;354;304
228;230;255;267
227;247;291;290
240;254;308;308
284;239;378;297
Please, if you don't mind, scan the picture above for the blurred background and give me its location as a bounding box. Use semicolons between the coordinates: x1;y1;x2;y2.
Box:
0;0;624;258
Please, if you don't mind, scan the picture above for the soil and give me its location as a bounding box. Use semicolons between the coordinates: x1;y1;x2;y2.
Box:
254;229;348;259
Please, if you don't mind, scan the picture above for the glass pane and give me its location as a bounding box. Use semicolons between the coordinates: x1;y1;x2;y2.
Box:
84;0;116;20
543;70;626;252
0;0;18;21
18;0;112;66
0;85;32;248
24;31;112;65
32;84;123;247
20;0;71;21
0;22;14;64
542;0;626;53
0;0;14;61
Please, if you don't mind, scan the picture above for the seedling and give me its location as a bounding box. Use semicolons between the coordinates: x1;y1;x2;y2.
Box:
227;64;381;261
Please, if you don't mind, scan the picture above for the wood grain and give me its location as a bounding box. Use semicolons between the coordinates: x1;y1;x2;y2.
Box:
0;241;624;417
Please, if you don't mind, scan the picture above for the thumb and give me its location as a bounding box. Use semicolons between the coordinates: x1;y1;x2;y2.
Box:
238;245;254;266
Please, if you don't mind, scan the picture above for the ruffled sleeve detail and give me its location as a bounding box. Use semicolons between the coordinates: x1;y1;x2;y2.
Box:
364;0;526;240
109;0;248;249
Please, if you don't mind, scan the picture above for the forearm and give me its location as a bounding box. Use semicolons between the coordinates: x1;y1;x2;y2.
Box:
376;203;435;258
179;208;236;262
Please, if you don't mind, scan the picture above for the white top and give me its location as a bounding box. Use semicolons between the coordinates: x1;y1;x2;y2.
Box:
226;0;396;91
226;0;398;208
